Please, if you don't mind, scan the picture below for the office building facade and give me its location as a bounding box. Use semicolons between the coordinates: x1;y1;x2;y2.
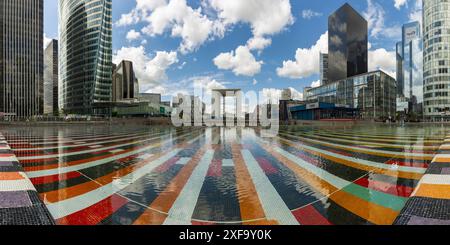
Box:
44;40;59;115
396;22;423;114
59;0;113;115
0;0;44;117
112;60;138;102
423;0;450;120
304;71;397;120
328;3;368;83
320;53;329;86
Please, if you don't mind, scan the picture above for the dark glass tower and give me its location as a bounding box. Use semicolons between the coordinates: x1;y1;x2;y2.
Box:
328;3;368;83
59;0;113;115
112;60;138;102
0;0;44;117
44;40;59;115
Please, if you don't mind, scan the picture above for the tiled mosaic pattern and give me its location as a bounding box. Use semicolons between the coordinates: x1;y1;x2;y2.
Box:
1;125;447;225
0;133;55;225
395;135;450;225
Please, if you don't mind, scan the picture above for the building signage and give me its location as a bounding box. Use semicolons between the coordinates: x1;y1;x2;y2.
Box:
306;102;319;110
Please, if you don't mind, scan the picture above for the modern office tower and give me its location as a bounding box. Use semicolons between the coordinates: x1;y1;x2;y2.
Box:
320;53;329;85
0;0;43;117
139;93;162;104
423;0;450;121
59;0;113;115
44;40;59;115
328;3;368;83
396;22;423;114
112;60;138;102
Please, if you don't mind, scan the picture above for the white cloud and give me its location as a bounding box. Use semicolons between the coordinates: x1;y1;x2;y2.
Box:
253;79;258;85
113;46;178;90
126;29;141;41
394;0;408;9
44;33;52;49
368;48;396;78
311;80;321;88
409;0;423;26
276;31;328;79
116;9;140;27
364;0;401;39
247;37;272;51
213;45;263;76
301;9;323;19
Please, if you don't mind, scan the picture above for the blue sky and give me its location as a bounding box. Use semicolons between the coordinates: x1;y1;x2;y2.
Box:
44;0;422;101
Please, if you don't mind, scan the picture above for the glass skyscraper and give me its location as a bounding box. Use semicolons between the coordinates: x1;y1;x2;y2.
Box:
423;0;450;121
0;0;44;117
320;53;329;86
59;0;113;115
328;3;368;83
396;21;423;114
44;40;59;115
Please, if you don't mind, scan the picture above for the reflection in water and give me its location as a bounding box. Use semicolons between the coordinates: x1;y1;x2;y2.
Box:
0;124;445;225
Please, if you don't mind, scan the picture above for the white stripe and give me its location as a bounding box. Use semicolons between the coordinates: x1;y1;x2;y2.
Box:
163;151;214;225
27;134;202;178
419;174;450;185
241;150;299;225
277;137;426;174
0;173;36;192
109;149;124;154
434;154;450;161
89;145;103;148
0;145;10;150
0;156;18;162
46;150;181;219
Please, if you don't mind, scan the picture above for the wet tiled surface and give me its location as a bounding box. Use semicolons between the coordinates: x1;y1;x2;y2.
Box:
0;124;448;225
0;132;55;225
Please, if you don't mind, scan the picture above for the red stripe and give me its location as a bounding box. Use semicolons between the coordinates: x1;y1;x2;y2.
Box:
191;221;216;225
207;159;222;177
56;194;128;225
30;171;82;185
256;158;278;174
385;159;428;168
292;205;332;225
354;177;414;198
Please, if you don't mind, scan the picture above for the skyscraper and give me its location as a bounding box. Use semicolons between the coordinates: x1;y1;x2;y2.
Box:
44;40;59;115
112;60;138;102
320;53;329;86
328;3;368;82
59;0;113;115
396;21;423;114
0;0;44;117
423;0;450;121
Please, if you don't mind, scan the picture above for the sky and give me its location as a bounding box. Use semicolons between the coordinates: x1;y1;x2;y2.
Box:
44;0;423;102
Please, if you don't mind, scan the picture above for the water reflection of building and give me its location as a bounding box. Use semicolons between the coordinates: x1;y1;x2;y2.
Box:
396;21;423;116
304;71;396;120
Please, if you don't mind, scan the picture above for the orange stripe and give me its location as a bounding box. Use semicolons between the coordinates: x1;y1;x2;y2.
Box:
133;147;208;225
260;143;399;225
277;137;423;180
434;157;450;163
0;172;25;180
413;183;450;199
231;144;273;225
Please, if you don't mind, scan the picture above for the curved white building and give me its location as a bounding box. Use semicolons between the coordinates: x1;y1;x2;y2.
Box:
423;0;450;121
59;0;112;115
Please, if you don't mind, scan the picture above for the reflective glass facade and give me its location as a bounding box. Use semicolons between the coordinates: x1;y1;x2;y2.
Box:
59;0;112;115
320;53;329;86
396;22;423;113
423;0;450;120
305;71;396;120
0;0;43;117
44;40;58;115
328;3;368;83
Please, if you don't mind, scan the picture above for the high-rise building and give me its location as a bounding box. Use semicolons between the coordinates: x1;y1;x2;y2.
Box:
0;0;43;117
59;0;113;115
423;0;450;121
44;40;59;115
396;22;423;114
112;60;138;102
328;3;368;82
320;53;329;85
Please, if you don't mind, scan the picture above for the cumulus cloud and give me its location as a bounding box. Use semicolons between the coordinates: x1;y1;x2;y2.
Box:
276;31;328;79
113;46;178;90
368;48;396;78
311;80;321;88
364;0;401;39
213;45;263;76
247;37;272;51
394;0;408;9
126;29;141;41
301;9;323;19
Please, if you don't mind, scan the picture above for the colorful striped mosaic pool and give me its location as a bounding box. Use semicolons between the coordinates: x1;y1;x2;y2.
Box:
0;125;447;225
